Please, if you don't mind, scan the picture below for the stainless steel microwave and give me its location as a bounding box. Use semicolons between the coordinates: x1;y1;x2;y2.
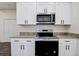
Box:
36;14;55;25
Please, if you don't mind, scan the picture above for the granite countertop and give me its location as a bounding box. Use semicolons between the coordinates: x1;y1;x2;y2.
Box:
10;32;79;39
56;35;78;39
10;35;79;39
10;35;36;38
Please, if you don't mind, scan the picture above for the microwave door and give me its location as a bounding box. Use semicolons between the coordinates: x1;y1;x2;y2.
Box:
37;15;51;22
37;17;44;22
44;17;51;22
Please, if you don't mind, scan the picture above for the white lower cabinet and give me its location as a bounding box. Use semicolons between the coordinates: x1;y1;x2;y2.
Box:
59;39;77;56
76;39;79;56
11;38;35;56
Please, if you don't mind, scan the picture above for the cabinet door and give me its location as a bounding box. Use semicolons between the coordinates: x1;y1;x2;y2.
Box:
17;3;25;24
36;2;56;14
77;39;79;56
65;39;76;56
59;39;66;56
59;39;76;56
46;2;56;14
22;38;35;56
23;3;36;25
36;3;47;14
56;3;71;25
11;39;22;56
17;2;36;25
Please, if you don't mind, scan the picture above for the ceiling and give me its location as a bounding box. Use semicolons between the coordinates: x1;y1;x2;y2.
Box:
0;2;16;10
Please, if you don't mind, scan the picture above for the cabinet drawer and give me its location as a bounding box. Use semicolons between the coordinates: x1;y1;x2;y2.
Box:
11;38;35;43
11;39;20;43
23;39;35;43
59;39;76;44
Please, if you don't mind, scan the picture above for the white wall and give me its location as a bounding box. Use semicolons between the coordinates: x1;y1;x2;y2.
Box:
0;10;16;42
69;2;79;33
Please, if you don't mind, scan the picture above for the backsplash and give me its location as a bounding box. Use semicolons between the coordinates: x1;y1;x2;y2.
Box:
19;32;36;37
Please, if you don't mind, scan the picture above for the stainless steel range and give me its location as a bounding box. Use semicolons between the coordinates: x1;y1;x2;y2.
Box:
35;29;59;56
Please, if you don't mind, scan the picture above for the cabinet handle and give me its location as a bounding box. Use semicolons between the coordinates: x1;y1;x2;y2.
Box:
25;20;28;24
44;9;45;13
46;9;47;13
66;45;70;50
68;45;70;50
25;20;26;24
66;45;67;50
21;45;22;50
61;20;62;24
27;20;28;24
44;9;47;13
23;45;25;50
63;20;64;24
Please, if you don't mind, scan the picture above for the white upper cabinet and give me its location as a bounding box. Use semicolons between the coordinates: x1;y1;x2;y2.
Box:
36;3;46;14
46;3;56;14
36;2;56;14
17;2;36;25
17;2;71;25
56;3;71;25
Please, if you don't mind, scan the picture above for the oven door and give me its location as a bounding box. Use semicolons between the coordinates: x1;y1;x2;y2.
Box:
35;41;58;56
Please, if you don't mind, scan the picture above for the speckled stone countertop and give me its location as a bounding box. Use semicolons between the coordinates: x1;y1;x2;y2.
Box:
54;33;79;39
10;32;79;39
10;35;36;38
56;35;78;39
10;34;79;39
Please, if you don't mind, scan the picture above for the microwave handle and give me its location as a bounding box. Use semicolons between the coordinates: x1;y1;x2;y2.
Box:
52;14;55;22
